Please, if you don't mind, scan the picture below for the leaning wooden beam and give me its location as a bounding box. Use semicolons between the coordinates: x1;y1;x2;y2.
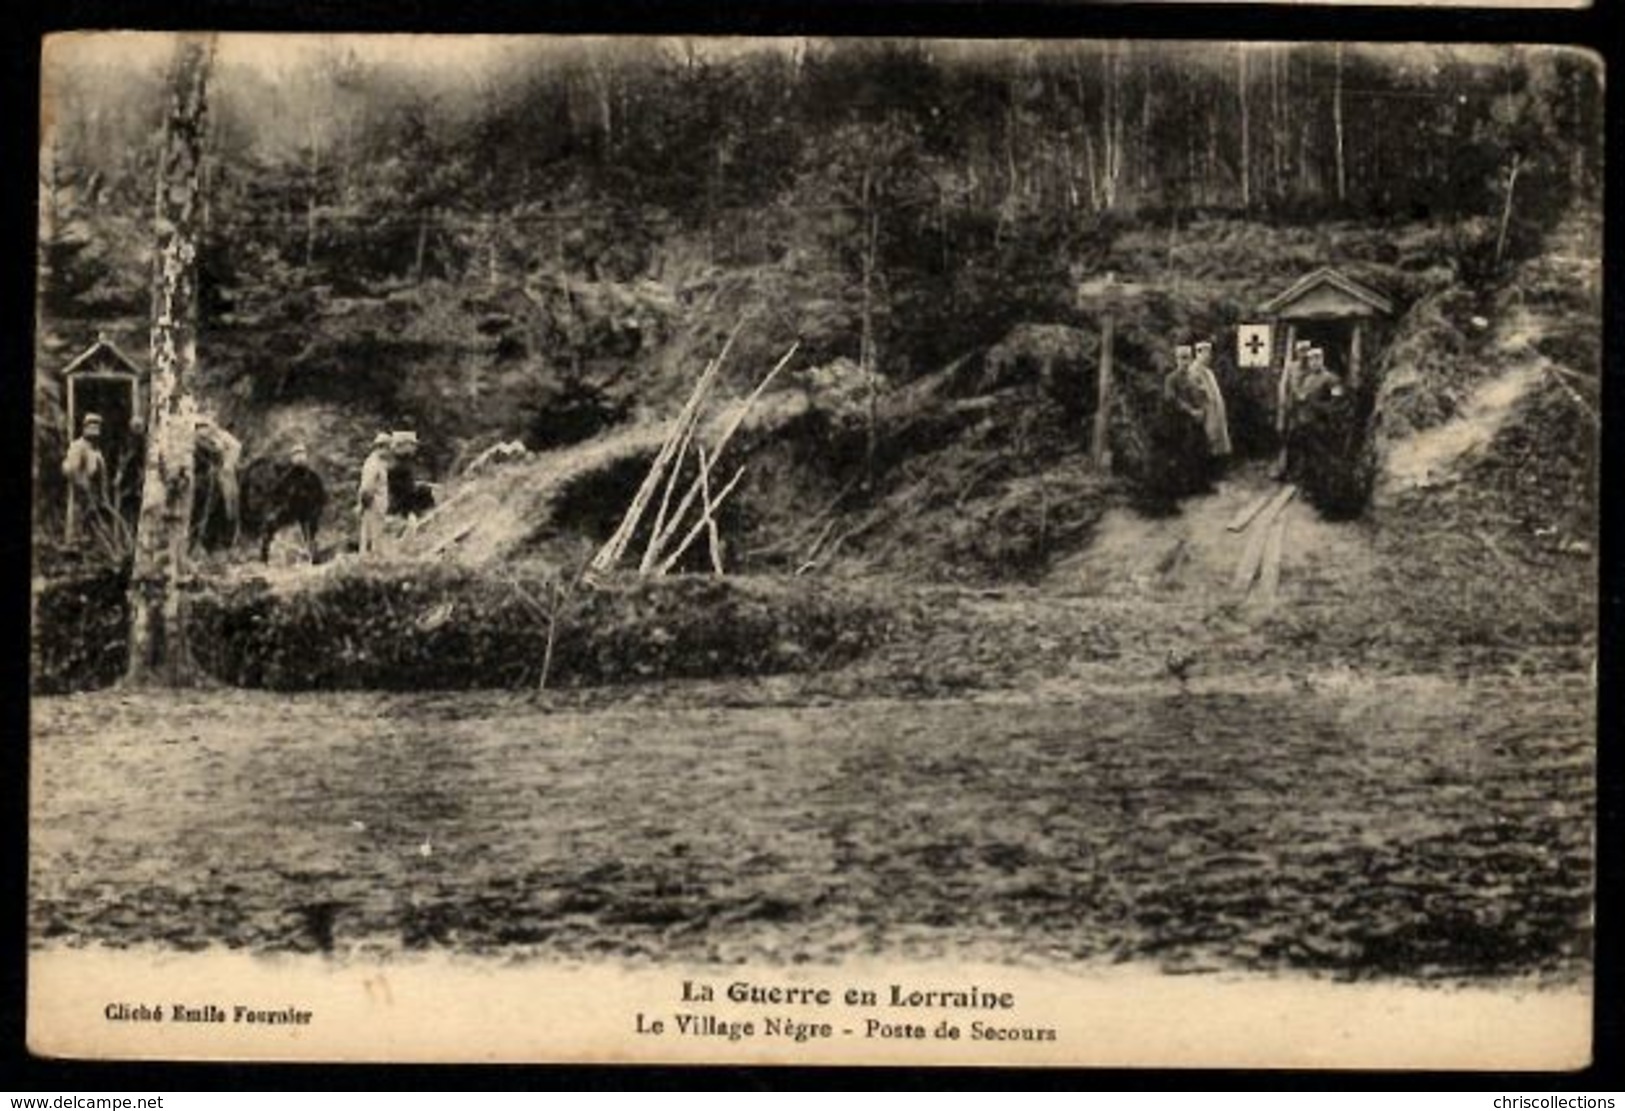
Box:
697;446;725;575
591;323;739;572
656;465;746;575
602;324;737;568
647;341;800;563
707;341;800;469
639;406;702;573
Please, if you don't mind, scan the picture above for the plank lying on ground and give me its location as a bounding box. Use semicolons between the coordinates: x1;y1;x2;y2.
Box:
1256;483;1298;530
1233;485;1296;594
1232;516;1273;592
1226;491;1274;532
1258;517;1288;602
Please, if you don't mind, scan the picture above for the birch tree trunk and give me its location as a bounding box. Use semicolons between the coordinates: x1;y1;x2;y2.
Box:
859;168;880;489
126;35;212;688
1333;43;1347;204
1494;153;1523;270
304;114;320;270
1270;45;1284;199
1098;42;1122;211
1238;47;1252;208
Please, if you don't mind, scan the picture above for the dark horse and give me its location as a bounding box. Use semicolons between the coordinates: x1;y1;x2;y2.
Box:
240;457;328;562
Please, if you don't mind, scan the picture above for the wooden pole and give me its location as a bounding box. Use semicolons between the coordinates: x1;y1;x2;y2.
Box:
1092;308;1114;469
1350;319;1363;391
697;446;725;575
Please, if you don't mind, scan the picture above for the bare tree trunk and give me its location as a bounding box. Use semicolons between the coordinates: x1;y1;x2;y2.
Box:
1005;75;1021;208
1270;45;1284;200
1206;105;1219;204
1299;116;1313;197
1138;58;1153;201
859;170;880;489
1238;47;1252;208
1333;43;1347;205
1099;42;1122;211
1494;154;1523;270
126;35;213;688
304;116;320;270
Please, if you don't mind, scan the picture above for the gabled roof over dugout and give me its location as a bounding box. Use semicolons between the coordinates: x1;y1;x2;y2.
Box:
1260;267;1393;319
60;333;147;380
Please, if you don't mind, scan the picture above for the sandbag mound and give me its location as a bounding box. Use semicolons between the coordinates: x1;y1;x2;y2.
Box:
188;564;892;691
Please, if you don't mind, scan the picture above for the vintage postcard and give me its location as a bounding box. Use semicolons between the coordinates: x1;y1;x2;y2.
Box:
29;33;1599;1068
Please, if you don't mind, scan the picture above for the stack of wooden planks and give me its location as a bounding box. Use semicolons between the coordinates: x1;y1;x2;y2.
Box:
1230;484;1296;601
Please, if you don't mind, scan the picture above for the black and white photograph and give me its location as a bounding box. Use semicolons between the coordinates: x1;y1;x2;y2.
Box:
27;33;1601;1067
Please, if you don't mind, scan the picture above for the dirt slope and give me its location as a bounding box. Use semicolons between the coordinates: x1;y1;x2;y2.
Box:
1378;304;1559;500
1049;464;1375;605
398;391;812;568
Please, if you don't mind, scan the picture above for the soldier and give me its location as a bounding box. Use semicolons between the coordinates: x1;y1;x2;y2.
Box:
61;412;109;543
1162;344;1202;420
387;430;433;520
1189;340;1233;460
1275;339;1314;479
1294;347;1341;406
1160;342;1227;494
357;432;392;558
1286;348;1358;507
194;412;243;546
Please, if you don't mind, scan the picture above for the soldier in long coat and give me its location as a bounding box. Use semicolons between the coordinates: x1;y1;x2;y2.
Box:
1275;339;1313;478
357;433;392;558
1191;341;1232;459
61;412;109;543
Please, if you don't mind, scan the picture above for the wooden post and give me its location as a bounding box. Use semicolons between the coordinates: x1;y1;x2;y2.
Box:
1350;319;1363;391
1092;278;1115;470
64;376;78;540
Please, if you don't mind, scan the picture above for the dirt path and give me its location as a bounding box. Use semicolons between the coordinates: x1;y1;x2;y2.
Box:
1046;465;1375;608
1379;302;1556;498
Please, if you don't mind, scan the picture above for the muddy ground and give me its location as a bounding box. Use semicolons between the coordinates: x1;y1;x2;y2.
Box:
31;671;1591;982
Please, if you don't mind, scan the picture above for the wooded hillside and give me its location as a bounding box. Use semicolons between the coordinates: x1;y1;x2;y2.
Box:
36;39;1602;510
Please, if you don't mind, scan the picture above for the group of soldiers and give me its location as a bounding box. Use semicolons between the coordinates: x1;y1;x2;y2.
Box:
59;410;427;560
1159;336;1347;484
60;409;242;546
356;429;423;559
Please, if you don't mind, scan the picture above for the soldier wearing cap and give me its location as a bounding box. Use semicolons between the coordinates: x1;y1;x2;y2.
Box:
1163;344;1202;420
357;432;392;557
62;412;109;543
387;430;433;521
1274;339;1314;478
1294;347;1341;405
1186;340;1233;460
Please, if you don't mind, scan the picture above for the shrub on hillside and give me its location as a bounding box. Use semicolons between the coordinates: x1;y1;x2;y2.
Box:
32;564;130;694
186;567;894;692
1289;387;1374;519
